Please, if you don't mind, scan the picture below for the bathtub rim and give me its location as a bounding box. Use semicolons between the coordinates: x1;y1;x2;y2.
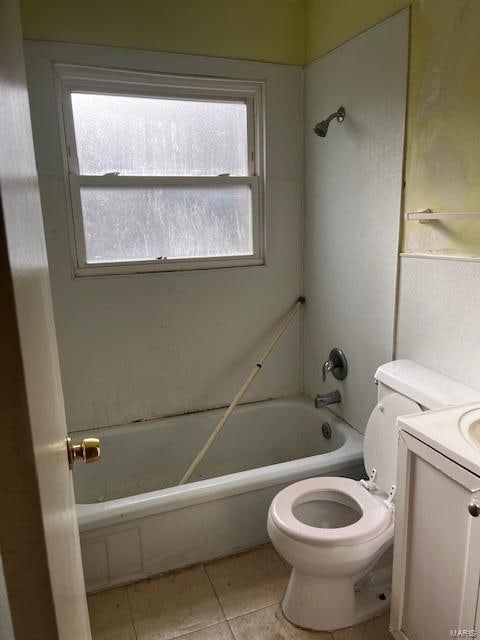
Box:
76;396;364;532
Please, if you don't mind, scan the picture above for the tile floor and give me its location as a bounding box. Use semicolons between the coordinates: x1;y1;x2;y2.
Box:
88;544;392;640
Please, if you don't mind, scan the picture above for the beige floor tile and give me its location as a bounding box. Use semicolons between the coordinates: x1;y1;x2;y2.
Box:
176;622;234;640
206;545;289;619
229;604;333;639
332;611;392;640
128;565;224;640
88;587;136;640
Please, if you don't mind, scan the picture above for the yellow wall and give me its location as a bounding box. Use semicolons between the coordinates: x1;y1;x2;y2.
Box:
304;0;406;62
21;0;480;256
305;0;480;257
20;0;305;65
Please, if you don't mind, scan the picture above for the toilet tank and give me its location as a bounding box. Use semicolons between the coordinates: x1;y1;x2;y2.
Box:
375;360;480;410
363;360;480;495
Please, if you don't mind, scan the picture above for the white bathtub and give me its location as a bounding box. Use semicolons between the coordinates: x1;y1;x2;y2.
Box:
73;395;364;592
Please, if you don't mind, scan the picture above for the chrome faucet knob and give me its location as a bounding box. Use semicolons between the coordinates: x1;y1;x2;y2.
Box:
322;360;333;382
322;348;348;382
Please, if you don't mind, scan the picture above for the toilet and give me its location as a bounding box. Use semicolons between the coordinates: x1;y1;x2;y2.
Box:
267;359;480;631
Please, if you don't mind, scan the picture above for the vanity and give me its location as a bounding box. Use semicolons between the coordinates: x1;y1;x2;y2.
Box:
390;404;480;639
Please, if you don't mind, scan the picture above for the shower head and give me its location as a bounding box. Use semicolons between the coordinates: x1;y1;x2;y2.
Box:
313;106;345;137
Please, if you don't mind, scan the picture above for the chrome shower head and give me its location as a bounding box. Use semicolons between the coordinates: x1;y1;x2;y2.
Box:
313;106;345;137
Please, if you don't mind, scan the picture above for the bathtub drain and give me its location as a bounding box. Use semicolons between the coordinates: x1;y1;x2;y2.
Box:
322;422;332;439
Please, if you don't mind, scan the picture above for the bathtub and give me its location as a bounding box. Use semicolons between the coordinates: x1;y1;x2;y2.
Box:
73;395;364;592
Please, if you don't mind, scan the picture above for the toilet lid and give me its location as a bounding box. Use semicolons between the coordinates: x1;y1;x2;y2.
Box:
364;392;421;494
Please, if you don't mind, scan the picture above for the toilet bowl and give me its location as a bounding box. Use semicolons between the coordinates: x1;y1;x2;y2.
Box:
267;477;394;630
268;360;480;631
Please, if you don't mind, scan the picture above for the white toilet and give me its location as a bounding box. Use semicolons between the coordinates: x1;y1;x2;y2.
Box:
268;359;480;631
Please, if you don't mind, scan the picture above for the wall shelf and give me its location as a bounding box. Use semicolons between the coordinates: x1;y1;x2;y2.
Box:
405;209;480;223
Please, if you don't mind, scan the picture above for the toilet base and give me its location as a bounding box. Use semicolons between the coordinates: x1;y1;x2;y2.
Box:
282;567;390;631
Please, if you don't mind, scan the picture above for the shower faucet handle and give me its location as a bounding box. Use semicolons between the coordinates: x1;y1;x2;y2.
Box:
322;348;348;382
322;360;334;382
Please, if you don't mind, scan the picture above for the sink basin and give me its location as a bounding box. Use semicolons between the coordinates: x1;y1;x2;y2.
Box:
458;408;480;451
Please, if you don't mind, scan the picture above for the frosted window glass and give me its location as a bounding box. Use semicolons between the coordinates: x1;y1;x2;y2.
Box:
80;185;253;263
71;93;249;177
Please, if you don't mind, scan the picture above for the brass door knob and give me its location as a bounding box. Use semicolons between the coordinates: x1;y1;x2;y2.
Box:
67;437;101;469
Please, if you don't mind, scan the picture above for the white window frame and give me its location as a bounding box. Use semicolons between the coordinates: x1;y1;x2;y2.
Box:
55;64;265;276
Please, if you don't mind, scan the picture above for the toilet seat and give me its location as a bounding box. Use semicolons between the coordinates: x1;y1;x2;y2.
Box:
270;476;392;547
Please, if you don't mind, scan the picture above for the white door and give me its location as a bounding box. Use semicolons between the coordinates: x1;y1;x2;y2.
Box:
0;0;91;637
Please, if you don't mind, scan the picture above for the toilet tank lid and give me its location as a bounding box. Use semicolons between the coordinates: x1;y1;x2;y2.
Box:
375;360;480;409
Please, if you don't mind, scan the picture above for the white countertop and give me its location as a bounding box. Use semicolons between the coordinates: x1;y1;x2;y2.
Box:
398;403;480;477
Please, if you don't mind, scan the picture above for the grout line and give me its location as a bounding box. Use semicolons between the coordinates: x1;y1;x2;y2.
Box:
124;586;138;640
127;576;229;640
203;564;227;622
225;620;236;640
175;620;234;640
226;600;283;623
204;547;290;629
203;564;236;639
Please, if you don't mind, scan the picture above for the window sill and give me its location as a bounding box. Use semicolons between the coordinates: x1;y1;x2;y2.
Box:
73;256;265;277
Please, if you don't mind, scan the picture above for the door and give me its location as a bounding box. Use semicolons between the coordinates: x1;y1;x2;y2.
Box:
0;0;91;638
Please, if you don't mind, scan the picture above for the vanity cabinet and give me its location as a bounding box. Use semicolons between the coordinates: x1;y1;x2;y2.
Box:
390;428;480;640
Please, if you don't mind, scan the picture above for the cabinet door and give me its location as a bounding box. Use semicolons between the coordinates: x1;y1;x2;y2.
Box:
391;431;480;640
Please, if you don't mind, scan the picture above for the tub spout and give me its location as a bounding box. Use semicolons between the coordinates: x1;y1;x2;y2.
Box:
314;390;342;409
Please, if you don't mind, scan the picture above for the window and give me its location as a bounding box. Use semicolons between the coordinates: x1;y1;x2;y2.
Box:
57;65;264;275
